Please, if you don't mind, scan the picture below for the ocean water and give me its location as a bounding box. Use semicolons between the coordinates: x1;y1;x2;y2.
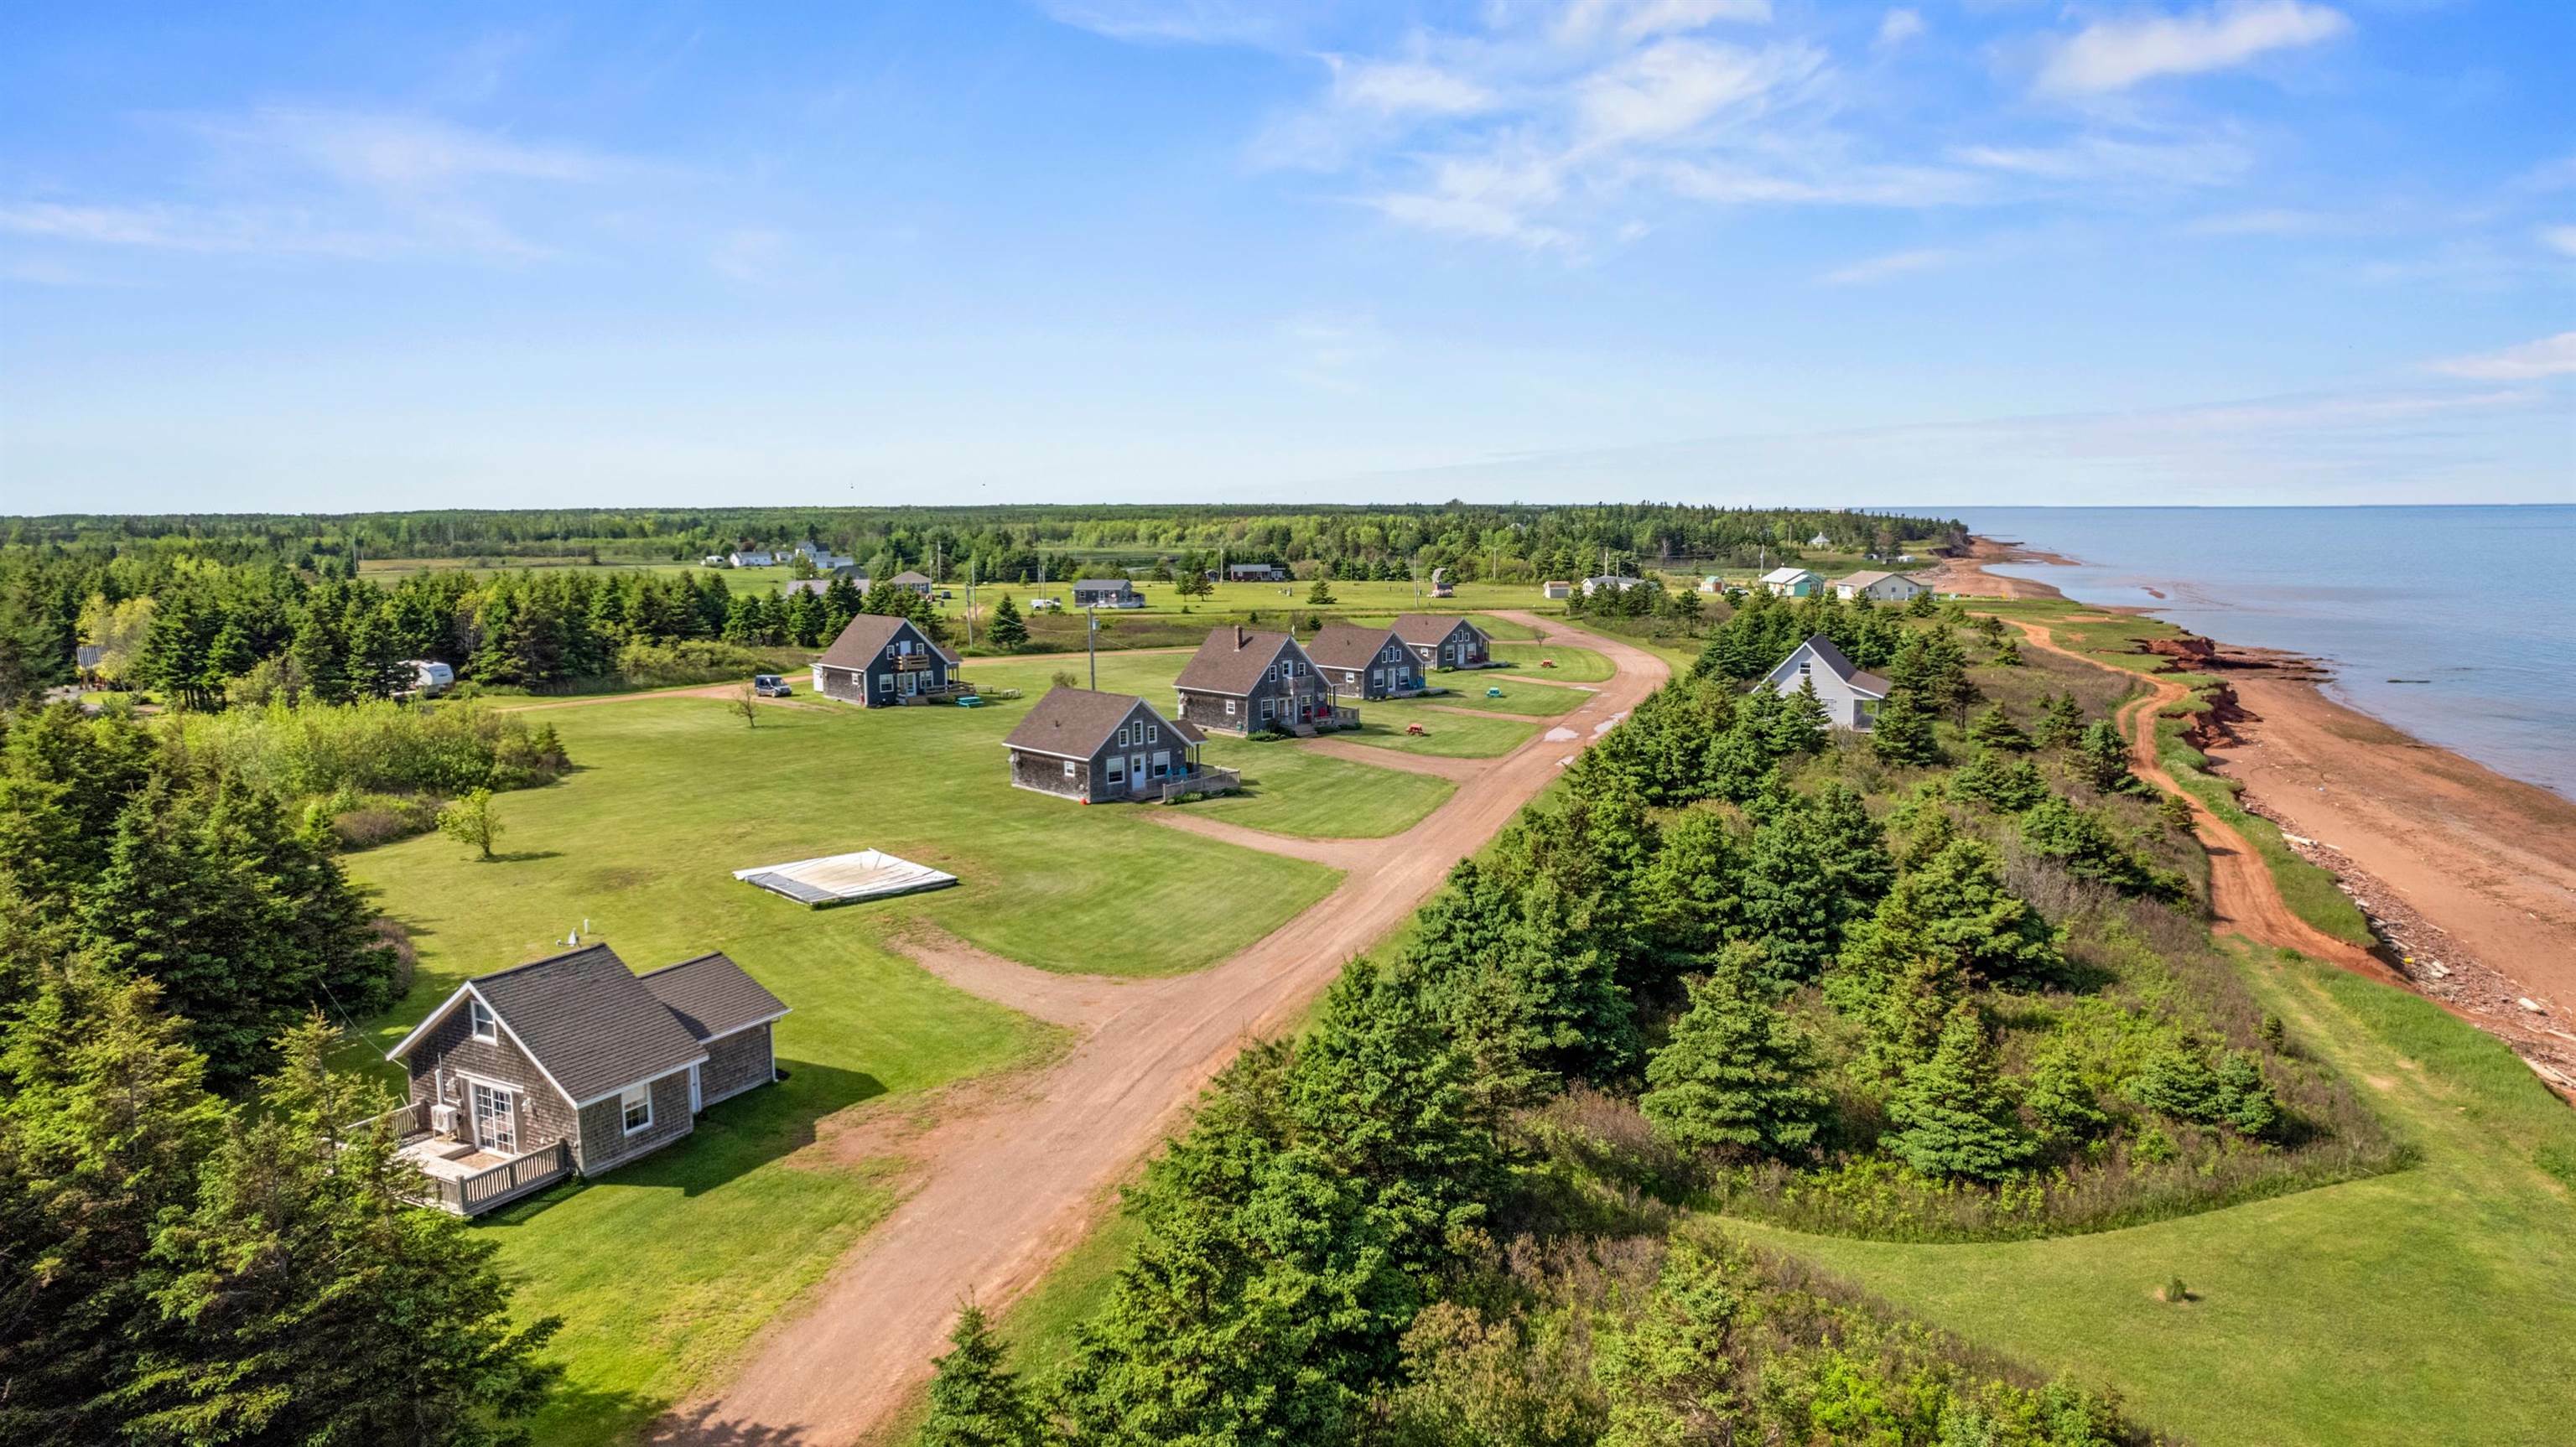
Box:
1945;506;2576;801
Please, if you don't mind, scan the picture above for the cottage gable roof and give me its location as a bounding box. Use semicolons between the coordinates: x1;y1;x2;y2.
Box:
1775;633;1891;698
640;952;789;1043
1302;623;1405;672
403;944;709;1106
889;570;933;586
1390;613;1480;648
1761;567;1819;584
815;613;960;670
1004;687;1201;759
1836;570;1914;590
1174;628;1306;696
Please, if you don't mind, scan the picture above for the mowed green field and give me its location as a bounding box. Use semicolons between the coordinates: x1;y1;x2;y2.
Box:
1488;640;1613;682
1730;949;2576;1447
340;684;1467;1445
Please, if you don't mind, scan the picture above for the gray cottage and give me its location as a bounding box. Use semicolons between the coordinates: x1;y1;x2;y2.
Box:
1003;687;1231;802
1223;563;1289;583
1391;614;1493;670
888;570;936;596
1762;633;1890;730
1173;626;1353;735
811;613;963;706
1072;578;1144;609
379;944;787;1214
1301;623;1423;700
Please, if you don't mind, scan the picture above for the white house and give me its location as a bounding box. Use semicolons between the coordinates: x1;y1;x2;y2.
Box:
1834;570;1928;603
729;550;776;568
1760;566;1825;598
1540;580;1574;600
1696;576;1727;594
792;541;857;570
1582;574;1645;596
1762;635;1889;731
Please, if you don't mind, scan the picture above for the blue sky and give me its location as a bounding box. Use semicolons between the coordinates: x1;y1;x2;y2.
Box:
2;0;2568;511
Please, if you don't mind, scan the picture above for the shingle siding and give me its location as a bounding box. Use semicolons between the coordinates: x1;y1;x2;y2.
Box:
571;1070;695;1175
700;1025;776;1107
404;1006;579;1153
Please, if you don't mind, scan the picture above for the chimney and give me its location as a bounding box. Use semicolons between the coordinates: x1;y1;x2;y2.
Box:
1234;625;1248;650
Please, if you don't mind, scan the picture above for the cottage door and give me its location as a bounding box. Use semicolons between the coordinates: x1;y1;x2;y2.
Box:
470;1081;517;1154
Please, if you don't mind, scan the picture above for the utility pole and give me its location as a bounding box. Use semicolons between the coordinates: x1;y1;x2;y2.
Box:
964;561;975;650
1086;604;1098;690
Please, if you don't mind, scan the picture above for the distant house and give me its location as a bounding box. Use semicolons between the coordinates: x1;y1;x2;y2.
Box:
1392;614;1491;671
791;541;857;570
1302;623;1423;699
812;614;961;705
1760;567;1826;598
1174;626;1350;734
1834;570;1927;603
1005;687;1227;802
729;550;777;568
1808;532;1831;547
1697;576;1726;594
1428;567;1455;599
887;570;935;596
1072;578;1144;609
1223;563;1289;583
1762;634;1890;731
1540;580;1574;600
380;943;787;1214
1581;574;1644;596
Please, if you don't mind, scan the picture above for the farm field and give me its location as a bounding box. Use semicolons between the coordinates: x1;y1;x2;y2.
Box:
1728;949;2576;1447
340;682;1451;1444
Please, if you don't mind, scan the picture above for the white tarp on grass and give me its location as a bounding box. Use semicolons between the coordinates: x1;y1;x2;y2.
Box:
733;849;958;909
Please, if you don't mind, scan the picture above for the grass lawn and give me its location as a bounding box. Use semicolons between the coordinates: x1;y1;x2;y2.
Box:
1329;705;1540;759
1488;641;1612;682
1404;678;1591;716
1727;947;2576;1447
338;688;1394;1443
1188;735;1454;838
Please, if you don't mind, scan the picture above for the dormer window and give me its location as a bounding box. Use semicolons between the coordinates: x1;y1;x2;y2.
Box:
469;998;497;1044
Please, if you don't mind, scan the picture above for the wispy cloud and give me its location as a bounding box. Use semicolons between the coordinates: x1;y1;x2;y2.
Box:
1331;59;1498;117
2427;331;2576;381
2540;224;2576;257
2035;1;2350;96
1874;9;1925;50
1037;0;1298;47
1951;134;2251;189
1818;246;1961;284
1557;0;1774;44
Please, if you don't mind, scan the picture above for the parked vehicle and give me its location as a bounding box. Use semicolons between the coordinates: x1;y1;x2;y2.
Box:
754;674;792;697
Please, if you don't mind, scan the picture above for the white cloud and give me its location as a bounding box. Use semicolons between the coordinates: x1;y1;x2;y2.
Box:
1332;60;1498;116
2427;331;2576;381
2540;224;2576;257
1951;135;2251;188
1368;151;1574;249
2036;1;2350;96
199;108;626;190
1875;9;1925;49
1037;0;1291;47
1576;39;1816;145
1664;158;1979;206
1556;0;1774;45
1818;246;1960;284
0;200;402;256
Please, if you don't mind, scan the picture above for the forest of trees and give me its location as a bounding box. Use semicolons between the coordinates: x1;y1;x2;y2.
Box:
915;594;2386;1444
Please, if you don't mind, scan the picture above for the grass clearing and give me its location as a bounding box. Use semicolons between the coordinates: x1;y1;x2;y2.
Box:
1332;705;1540;758
1405;677;1591;716
1488;641;1612;682
340;687;1404;1443
1727;947;2576;1447
1187;737;1453;838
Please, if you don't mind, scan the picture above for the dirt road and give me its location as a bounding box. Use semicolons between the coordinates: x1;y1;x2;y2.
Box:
654;612;1666;1446
2005;621;2393;979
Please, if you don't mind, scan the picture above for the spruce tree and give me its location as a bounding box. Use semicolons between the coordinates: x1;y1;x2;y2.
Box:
988;594;1028;650
1766;677;1829;756
130;1014;561;1446
1639;956;1831;1158
2075;719;2135;792
1867;692;1940;767
1966;703;2031;753
1948;749;2049;813
1838;838;2060;993
1884;1005;2035;1181
2033;692;2085;749
919;1304;1046;1447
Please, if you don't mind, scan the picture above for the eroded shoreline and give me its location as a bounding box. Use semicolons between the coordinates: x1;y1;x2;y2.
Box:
1927;536;2576;1091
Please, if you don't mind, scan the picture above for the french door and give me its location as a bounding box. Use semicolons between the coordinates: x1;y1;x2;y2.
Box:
470;1081;517;1154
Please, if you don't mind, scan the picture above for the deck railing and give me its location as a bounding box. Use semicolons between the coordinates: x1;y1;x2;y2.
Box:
1160;765;1242;802
436;1139;574;1216
344;1099;429;1141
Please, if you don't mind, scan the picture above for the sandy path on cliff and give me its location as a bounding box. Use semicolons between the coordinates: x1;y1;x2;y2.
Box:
652;612;1666;1447
2208;672;2576;1009
2003;621;2397;980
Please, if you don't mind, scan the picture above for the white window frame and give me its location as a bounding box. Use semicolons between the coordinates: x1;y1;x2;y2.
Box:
1152;750;1171;777
469;998;498;1044
1062;759;1078;778
621;1081;654;1136
877;672;893;694
1224;698;1237;716
1259;698;1275;721
1104;755;1126;783
1146;724;1158;744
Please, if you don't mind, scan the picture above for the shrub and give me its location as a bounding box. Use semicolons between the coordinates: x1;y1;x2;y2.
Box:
611;639;776;688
